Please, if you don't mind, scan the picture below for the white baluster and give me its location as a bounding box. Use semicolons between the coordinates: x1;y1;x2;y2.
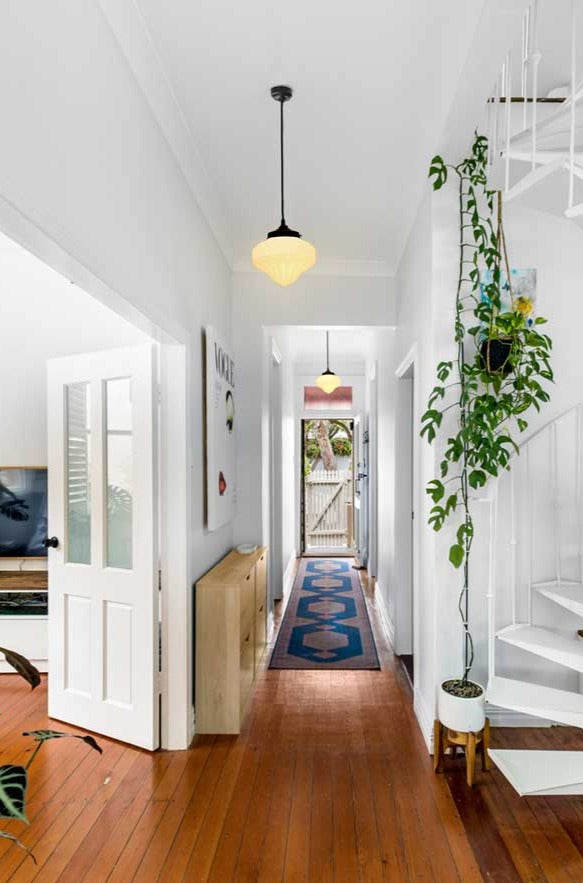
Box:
553;421;561;584
488;486;498;683
505;50;512;193
579;406;583;585
522;6;530;130
569;0;577;210
527;445;533;625
510;469;517;625
530;0;540;173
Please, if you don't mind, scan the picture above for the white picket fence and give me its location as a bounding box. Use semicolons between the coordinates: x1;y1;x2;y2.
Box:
305;469;353;549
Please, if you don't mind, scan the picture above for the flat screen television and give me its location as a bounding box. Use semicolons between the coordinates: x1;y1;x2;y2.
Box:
0;467;48;558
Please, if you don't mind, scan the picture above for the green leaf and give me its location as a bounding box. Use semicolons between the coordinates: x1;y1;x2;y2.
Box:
428;155;448;190
449;544;464;568
22;730;103;756
444;494;458;515
0;648;40;691
420;424;436;443
0;766;28;822
426;479;445;503
517;418;528;432
468;469;486;490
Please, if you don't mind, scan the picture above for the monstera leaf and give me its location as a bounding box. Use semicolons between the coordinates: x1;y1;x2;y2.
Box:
0;648;41;690
0;765;28;822
22;730;102;755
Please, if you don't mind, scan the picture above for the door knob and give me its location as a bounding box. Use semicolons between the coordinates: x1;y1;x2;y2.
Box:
43;536;59;549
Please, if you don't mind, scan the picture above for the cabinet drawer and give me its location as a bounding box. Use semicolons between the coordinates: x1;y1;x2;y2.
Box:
240;569;255;636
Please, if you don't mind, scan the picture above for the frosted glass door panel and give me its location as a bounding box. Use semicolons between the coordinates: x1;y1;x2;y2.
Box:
66;383;91;564
106;378;133;569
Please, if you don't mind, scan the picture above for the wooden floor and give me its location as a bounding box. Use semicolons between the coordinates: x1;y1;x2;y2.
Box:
2;571;583;880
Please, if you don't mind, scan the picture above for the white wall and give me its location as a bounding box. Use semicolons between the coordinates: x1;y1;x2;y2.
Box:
280;352;296;587
232;272;396;558
0;238;148;473
392;191;439;746
0;1;233;578
370;328;398;621
0;1;234;744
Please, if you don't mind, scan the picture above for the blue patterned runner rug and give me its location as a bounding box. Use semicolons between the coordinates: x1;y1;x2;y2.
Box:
269;558;380;670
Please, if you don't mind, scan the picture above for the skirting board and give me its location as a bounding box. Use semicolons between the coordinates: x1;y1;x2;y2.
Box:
373;580;395;650
414;688;434;754
268;552;297;643
374;581;434;752
486;705;552;728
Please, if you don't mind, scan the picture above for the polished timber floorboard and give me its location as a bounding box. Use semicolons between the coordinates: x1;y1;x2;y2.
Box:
1;572;583;879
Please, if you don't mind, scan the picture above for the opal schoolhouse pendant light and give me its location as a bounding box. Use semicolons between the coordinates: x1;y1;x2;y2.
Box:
252;85;316;286
316;331;341;394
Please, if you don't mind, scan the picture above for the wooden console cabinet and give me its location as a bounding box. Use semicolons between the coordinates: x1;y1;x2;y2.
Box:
195;547;268;734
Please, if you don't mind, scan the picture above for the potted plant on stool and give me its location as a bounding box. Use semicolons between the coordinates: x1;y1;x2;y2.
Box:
422;134;553;785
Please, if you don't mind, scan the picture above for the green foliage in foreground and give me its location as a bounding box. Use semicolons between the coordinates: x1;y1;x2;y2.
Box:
421;134;553;681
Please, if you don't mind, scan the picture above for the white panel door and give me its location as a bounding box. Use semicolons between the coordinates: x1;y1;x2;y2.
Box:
47;345;159;750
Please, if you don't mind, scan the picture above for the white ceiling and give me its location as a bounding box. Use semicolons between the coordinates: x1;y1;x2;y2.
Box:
271;325;381;368
134;0;485;273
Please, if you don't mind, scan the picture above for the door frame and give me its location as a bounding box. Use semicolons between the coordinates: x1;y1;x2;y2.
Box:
0;196;191;749
268;339;283;603
367;365;379;579
395;346;419;683
300;416;356;558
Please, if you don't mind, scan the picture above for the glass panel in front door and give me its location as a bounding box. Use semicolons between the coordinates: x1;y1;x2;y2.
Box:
66;382;91;564
105;378;133;569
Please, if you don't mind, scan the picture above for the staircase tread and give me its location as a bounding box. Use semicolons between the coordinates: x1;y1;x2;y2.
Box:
535;583;583;610
496;624;583;671
489;749;583;796
488;674;583;714
534;579;583;587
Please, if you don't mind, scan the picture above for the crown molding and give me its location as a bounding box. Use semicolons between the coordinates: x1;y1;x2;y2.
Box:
97;0;234;267
233;257;394;278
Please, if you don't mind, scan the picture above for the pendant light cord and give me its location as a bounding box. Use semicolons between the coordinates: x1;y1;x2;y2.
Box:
280;98;285;225
326;331;330;371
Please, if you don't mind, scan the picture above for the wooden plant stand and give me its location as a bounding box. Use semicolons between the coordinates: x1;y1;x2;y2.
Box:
433;718;491;787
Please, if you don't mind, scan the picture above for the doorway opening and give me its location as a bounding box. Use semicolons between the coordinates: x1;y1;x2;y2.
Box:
301;418;355;556
0;226;189;750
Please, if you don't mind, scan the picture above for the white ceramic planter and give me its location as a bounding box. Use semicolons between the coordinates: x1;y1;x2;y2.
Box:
438;680;485;732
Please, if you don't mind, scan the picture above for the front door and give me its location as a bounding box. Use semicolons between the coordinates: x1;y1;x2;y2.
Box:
47;345;159;750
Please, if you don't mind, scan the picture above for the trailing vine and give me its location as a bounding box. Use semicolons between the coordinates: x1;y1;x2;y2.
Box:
421;133;553;685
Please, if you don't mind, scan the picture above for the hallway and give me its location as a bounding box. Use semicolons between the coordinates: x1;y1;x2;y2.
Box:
0;570;582;880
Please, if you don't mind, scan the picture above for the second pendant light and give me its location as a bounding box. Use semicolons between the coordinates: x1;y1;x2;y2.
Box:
316;331;341;394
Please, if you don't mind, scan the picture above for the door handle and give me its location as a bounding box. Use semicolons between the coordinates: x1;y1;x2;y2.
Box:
43;536;59;549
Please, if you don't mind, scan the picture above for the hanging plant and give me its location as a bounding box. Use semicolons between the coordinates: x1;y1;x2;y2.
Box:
421;133;553;709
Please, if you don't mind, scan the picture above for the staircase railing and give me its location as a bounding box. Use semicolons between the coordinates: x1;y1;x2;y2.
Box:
487;400;583;707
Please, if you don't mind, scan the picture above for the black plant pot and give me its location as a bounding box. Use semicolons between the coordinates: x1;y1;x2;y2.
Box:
480;337;513;376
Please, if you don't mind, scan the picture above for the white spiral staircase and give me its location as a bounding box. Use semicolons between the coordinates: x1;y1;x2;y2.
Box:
486;404;583;795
